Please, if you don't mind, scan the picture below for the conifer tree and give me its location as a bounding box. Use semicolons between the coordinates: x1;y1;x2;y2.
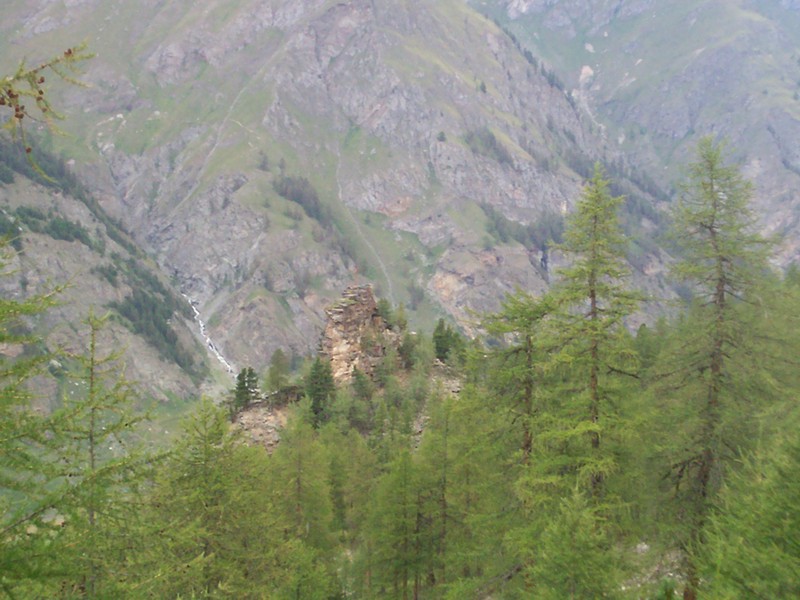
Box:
267;348;290;392
524;490;621;599
367;449;422;600
134;398;284;598
339;430;381;595
228;366;259;418
266;410;338;598
483;290;554;463
700;431;800;598
414;390;516;594
448;384;517;583
0;299;160;597
268;412;336;556
412;393;452;593
306;357;335;427
0;246;62;595
484;165;637;596
432;318;464;363
658;137;773;599
415;382;518;598
54;312;154;598
550;163;639;496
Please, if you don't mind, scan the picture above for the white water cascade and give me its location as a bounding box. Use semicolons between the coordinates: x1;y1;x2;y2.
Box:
183;294;236;376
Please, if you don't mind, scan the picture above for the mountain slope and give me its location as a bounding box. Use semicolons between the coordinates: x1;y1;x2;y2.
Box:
479;0;800;263
0;144;211;404
0;0;667;377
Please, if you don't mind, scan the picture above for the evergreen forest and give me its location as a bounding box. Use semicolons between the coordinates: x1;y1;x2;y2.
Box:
2;135;799;599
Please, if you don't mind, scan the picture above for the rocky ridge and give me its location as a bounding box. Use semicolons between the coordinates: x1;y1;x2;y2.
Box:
234;284;391;449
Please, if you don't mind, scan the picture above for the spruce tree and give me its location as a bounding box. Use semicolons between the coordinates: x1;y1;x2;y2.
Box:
306;357;335;427
229;366;259;418
432;318;463;363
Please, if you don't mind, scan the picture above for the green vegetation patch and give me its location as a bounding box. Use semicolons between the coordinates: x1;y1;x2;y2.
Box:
109;288;200;379
464;127;513;165
101;251;202;379
0;137;139;256
13;206;93;248
273;174;332;227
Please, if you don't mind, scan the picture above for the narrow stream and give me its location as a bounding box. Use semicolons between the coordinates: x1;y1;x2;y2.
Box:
183;294;236;376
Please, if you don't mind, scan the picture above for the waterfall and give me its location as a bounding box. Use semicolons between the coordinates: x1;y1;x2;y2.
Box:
183;294;236;376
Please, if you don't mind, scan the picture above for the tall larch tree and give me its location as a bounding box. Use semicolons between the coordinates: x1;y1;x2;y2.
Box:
266;412;337;598
54;312;154;598
550;163;639;497
699;429;800;598
482;290;554;464
367;449;424;600
267;348;291;393
493;165;636;596
135;399;285;598
661;136;773;600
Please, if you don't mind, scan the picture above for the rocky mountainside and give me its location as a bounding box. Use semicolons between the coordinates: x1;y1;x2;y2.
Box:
0;145;210;403
1;0;669;388
477;0;800;263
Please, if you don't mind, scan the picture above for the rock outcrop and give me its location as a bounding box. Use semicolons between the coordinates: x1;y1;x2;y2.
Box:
319;285;396;384
234;286;395;450
232;401;287;453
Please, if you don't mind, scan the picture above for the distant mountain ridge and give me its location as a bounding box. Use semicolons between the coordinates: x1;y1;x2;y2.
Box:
477;0;800;264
